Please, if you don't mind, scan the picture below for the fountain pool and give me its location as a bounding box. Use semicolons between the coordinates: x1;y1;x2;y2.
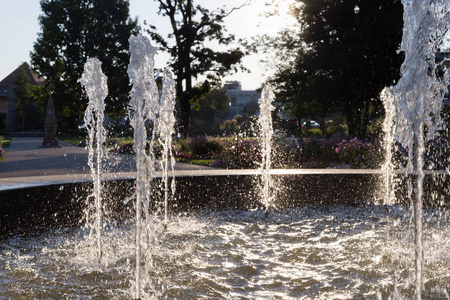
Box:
1;0;450;297
1;205;450;299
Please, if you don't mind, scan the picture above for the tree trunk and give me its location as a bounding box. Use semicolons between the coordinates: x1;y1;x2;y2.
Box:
344;104;356;138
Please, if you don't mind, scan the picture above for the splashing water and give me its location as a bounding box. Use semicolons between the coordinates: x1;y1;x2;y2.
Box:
127;35;160;299
257;83;275;212
382;1;450;298
381;88;397;206
78;58;108;263
157;70;176;226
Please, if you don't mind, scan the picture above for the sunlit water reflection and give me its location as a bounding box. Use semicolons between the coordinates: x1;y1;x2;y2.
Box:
1;205;449;299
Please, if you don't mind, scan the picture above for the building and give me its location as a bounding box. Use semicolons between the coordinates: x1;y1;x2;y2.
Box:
224;81;260;118
0;62;45;132
224;80;291;120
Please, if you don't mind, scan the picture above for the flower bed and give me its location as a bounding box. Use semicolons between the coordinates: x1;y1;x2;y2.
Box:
0;148;6;162
175;136;383;170
104;134;450;171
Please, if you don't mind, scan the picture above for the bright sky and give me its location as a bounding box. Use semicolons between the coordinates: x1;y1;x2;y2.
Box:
0;0;295;90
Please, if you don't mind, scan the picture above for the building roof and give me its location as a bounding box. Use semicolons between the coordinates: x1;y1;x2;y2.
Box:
0;62;45;88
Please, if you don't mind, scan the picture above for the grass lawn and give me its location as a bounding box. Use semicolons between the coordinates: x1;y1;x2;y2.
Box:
59;136;86;146
175;158;215;167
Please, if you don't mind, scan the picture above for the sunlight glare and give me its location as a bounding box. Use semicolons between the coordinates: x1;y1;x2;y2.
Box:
276;0;292;17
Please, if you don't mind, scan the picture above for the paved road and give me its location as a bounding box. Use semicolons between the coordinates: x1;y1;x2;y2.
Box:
0;137;213;179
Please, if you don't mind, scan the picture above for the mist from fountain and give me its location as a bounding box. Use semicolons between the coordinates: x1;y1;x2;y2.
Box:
78;57;109;263
381;1;450;298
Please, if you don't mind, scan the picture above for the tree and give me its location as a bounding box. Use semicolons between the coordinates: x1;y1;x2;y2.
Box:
190;87;230;135
31;0;139;131
13;67;47;131
146;0;247;138
242;99;258;117
192;88;229;123
28;84;49;130
13;67;31;131
268;0;404;138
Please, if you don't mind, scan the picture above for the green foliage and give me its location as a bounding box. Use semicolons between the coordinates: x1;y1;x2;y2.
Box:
13;67;31;130
0;135;8;162
305;128;323;137
173;138;190;154
59;135;87;147
190;88;230;135
324;122;347;138
268;0;404;139
31;0;139;131
146;0;247;138
28;85;48;130
12;67;47;131
242;99;259;117
220;118;240;136
175;158;215;166
218;114;256;137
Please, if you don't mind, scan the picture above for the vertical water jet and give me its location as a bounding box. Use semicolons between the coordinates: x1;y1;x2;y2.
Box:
158;70;176;227
127;35;159;299
257;83;275;213
78;57;108;262
383;1;450;298
381;88;396;205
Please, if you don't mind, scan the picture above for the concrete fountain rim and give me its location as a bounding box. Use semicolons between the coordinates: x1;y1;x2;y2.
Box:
1;168;448;191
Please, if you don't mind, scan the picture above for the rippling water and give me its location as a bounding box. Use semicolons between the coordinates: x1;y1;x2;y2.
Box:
1;205;449;299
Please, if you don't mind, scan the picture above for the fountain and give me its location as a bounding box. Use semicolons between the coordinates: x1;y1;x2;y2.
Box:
127;35;161;299
78;57;109;263
257;83;275;215
381;1;450;298
1;2;450;298
157;70;176;227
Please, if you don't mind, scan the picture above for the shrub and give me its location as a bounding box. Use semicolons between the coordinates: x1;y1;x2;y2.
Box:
116;143;135;154
334;138;381;169
306;128;323;137
173;138;189;154
272;136;382;169
324;124;347;138
223;139;260;169
187;136;223;157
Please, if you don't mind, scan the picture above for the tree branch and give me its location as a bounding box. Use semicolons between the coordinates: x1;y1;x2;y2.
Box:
221;0;252;18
